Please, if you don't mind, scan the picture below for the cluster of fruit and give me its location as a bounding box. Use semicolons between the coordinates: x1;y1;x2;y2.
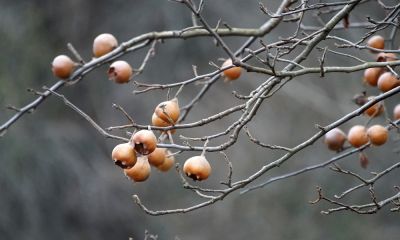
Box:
50;33;216;182
112;58;241;182
325;124;388;152
364;35;399;92
50;33;246;184
51;32;243;85
112;98;212;182
324;35;400;167
111;130;175;182
51;33;133;84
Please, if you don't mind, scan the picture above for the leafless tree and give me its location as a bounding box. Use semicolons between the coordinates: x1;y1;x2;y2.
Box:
1;0;399;217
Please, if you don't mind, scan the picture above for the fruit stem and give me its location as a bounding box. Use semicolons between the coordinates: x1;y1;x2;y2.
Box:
201;138;209;157
167;130;174;144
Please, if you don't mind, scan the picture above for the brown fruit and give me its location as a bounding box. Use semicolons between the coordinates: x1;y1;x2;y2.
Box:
348;125;369;148
93;33;118;57
222;59;242;81
364;96;384;117
157;151;175;172
51;55;75;79
324;128;346;151
183;155;211;181
376;52;397;62
367;125;388;146
394;104;400;120
111;143;137;169
151;113;176;134
152;113;169;127
377;72;399;92
363;68;383;86
108;60;133;84
367;35;384;51
124;156;151;182
131;130;157;155
147;148;166;167
154;98;180;125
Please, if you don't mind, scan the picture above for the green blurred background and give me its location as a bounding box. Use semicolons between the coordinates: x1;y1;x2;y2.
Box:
0;0;399;239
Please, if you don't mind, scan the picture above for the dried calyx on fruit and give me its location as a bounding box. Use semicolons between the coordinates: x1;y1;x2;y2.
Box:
131;130;157;155
324;128;347;151
183;139;212;181
183;151;211;181
108;60;133;84
93;33;118;57
353;94;384;118
124;156;151;182
221;58;242;81
352;92;368;106
111;143;137;169
367;125;388;146
51;55;76;79
376;52;397;62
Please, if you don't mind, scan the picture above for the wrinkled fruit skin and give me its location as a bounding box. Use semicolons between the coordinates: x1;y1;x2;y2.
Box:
324;128;346;151
111;143;137;168
377;72;399;92
147;148;166;167
108;60;133;84
51;55;75;79
93;33;118;57
367;125;388;146
394;104;400;120
183;155;211;181
124;156;151;182
131;130;157;155
154;98;180;125
156;151;175;172
222;59;242;81
367;35;384;51
348;125;369;148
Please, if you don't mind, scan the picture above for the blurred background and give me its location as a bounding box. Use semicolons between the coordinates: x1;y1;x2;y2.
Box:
0;0;399;239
